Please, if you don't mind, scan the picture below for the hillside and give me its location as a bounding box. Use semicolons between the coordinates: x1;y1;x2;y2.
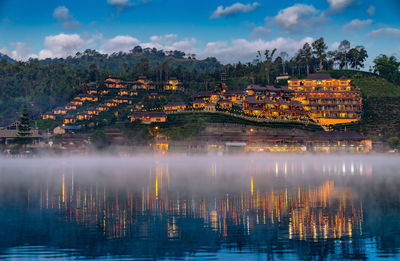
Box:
0;53;15;64
322;70;400;138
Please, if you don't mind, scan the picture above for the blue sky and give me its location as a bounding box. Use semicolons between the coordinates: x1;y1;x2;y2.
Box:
0;0;399;66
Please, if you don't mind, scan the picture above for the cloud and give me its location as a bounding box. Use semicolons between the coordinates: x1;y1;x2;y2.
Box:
198;37;313;63
0;42;38;61
368;28;400;39
53;6;80;30
327;0;354;13
38;33;85;59
211;2;260;18
343;19;372;32
330;41;340;50
367;5;375;16
251;26;271;38
107;0;132;7
273;4;323;32
149;34;179;45
100;35;140;53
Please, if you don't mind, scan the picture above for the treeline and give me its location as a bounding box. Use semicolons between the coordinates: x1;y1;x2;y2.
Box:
37;48;221;74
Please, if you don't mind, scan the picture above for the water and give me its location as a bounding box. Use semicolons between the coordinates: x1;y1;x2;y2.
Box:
0;155;400;260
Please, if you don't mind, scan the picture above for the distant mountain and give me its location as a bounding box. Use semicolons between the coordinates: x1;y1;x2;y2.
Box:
0;53;16;64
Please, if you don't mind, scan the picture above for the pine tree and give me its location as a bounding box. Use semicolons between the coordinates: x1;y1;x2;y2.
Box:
15;105;32;146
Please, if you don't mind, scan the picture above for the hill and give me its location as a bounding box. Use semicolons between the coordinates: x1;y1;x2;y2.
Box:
322;70;400;138
0;53;16;64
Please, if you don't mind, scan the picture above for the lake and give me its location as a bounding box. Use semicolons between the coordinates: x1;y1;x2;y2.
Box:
0;155;399;260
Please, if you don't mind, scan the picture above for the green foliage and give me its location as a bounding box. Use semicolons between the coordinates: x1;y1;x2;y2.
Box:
14;105;32;145
387;137;400;149
373;55;400;85
90;130;109;149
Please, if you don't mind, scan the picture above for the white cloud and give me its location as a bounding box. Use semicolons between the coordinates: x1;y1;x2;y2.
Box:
273;4;323;31
198;37;313;63
327;0;354;13
330;41;340;50
211;2;260;18
38;33;85;59
1;42;38;61
107;0;132;6
368;28;400;39
100;35;140;53
53;6;80;30
343;19;372;32
251;26;271;38
149;34;178;45
367;5;375;16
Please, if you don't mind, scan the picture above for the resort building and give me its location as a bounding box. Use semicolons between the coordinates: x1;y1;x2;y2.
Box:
192;91;219;103
42;113;56;120
63;116;77;125
71;100;83;106
105;76;126;89
288;73;362;125
164;77;184;92
64;103;77;110
163;102;186;112
221;90;246;103
132;76;156;91
217;99;233;109
191;100;206;109
53;107;67;115
113;96;133;104
128;112;167;124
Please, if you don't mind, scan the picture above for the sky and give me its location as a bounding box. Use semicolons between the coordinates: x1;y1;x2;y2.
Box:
0;0;399;66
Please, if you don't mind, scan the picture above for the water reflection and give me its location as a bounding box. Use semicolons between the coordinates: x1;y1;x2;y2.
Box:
0;156;399;260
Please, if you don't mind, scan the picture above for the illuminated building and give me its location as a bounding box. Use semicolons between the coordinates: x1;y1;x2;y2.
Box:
288;74;362;125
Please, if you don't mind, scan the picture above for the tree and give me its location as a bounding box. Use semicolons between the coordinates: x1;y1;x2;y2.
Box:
298;43;313;75
279;51;289;75
90;130;109;150
348;46;368;69
88;64;100;82
14;105;32;147
373;54;400;82
338;40;351;69
312;37;328;71
263;48;276;84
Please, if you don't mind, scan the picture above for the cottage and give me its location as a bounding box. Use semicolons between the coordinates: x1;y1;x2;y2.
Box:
63;116;77;125
65;103;77;110
222;90;245;102
104;100;118;107
163;102;186;111
164;77;184;92
113;96;132;104
104;76;126;89
42;113;56;120
96;104;109;112
71;100;83;106
132;76;156;91
192;91;219;103
53;107;67;115
217;99;233;109
191;99;206;109
128;112;167;124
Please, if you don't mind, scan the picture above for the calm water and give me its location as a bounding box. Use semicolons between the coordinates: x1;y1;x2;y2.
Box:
0;155;400;260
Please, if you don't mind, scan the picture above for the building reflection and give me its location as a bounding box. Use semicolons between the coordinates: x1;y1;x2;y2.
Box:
1;159;397;260
35;161;367;242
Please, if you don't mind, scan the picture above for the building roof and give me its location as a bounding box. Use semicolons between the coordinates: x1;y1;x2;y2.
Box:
192;91;216;98
246;84;267;91
131;112;167;117
165;102;186;107
223;90;244;95
305;73;333;80
339;75;350;80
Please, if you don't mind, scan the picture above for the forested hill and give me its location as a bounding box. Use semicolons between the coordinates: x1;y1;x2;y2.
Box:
0;54;15;64
36;49;222;74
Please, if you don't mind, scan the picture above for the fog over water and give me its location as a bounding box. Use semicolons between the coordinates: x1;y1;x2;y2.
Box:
0;155;400;260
